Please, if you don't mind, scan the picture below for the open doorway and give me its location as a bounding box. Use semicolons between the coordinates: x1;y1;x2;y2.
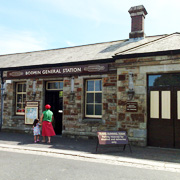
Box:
45;81;63;135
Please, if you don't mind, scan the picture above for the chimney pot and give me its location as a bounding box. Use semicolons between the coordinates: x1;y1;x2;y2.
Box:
129;5;148;39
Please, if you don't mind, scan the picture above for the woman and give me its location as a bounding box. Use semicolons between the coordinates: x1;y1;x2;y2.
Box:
40;104;56;143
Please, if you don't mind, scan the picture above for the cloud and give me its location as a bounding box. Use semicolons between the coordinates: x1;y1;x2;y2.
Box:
0;27;48;55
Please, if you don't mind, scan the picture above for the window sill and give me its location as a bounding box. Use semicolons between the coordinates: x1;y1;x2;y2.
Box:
82;118;103;123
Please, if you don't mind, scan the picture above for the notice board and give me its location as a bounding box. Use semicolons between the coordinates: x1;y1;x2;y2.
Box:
25;101;39;124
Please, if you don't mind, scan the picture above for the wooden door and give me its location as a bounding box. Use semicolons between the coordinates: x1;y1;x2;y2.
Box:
147;87;174;148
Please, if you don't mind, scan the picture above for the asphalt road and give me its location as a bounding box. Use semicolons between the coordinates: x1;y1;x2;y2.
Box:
0;148;180;180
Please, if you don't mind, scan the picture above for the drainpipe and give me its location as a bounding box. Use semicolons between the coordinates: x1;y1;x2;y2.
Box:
0;71;4;131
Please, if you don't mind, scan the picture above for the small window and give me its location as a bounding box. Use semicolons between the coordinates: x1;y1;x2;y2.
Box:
85;79;102;118
16;82;26;115
46;81;63;90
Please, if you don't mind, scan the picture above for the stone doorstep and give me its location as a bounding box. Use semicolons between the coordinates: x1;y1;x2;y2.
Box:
0;143;180;172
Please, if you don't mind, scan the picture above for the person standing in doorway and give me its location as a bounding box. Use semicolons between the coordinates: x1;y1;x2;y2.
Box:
40;104;56;143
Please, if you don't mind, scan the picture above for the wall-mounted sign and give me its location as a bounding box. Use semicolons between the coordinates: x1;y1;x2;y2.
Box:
25;101;39;124
126;102;138;112
6;64;108;79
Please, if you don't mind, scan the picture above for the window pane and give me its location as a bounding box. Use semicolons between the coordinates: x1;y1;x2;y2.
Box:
87;81;94;91
95;93;102;103
86;105;94;115
23;84;26;92
150;91;159;118
60;82;63;89
87;93;94;103
95;105;102;115
18;84;23;92
17;94;22;103
17;104;21;112
161;91;171;119
148;74;180;87
95;80;102;91
178;91;180;120
55;82;59;89
47;82;63;90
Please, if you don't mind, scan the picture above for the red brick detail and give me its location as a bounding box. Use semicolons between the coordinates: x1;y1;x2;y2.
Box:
63;110;70;115
77;88;82;92
77;96;81;100
106;121;116;126
64;101;68;105
67;117;74;121
124;59;137;63
131;114;144;122
103;77;109;83
118;75;126;81
111;117;116;121
118;87;125;92
37;81;42;84
118;100;126;106
103;83;116;87
103;103;108;110
77;103;81;108
118;113;125;121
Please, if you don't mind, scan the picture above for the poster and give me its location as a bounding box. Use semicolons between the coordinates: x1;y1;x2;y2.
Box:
25;106;38;124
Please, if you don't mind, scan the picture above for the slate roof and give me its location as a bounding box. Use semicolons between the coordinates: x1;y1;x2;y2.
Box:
0;33;179;70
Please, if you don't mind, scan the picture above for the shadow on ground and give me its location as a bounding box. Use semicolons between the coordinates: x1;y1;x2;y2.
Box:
0;131;180;164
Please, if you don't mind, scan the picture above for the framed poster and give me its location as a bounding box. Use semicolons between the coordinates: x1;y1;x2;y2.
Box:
25;106;38;124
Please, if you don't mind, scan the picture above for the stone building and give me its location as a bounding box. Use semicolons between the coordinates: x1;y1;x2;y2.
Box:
1;5;180;148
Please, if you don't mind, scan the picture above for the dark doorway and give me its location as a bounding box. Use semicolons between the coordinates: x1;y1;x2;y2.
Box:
45;91;63;135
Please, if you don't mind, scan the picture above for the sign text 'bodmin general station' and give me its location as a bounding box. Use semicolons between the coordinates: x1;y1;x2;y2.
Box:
6;64;108;79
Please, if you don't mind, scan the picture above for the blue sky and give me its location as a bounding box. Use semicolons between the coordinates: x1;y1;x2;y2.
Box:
0;0;180;55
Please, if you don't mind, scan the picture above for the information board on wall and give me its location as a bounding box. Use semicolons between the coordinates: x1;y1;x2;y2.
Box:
25;101;39;125
126;102;138;112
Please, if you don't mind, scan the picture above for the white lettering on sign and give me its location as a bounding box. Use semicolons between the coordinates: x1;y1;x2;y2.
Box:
63;67;82;73
42;69;62;74
25;71;41;75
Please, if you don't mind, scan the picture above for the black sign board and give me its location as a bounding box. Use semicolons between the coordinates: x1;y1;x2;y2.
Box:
96;131;132;153
126;102;138;112
97;131;128;145
6;64;108;79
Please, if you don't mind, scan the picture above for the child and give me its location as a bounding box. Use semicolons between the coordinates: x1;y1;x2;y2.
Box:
33;119;41;143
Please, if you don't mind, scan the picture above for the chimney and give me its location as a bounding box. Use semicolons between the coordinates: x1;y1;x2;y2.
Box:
128;5;148;39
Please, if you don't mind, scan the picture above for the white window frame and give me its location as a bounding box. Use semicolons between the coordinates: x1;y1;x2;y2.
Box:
16;82;26;115
85;79;102;118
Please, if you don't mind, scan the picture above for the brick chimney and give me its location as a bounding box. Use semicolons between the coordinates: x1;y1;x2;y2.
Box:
129;5;148;39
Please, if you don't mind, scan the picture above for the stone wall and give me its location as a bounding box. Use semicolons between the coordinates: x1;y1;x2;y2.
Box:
116;67;146;146
62;73;117;138
2;79;44;133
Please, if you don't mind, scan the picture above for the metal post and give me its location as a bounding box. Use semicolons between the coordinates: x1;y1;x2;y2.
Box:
0;71;4;131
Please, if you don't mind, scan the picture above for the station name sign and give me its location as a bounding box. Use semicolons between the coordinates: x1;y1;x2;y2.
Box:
7;64;108;79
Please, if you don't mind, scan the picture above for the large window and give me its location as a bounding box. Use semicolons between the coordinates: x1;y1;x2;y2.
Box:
85;79;102;118
16;82;26;115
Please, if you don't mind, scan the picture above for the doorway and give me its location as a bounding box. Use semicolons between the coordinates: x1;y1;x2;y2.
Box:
45;81;63;135
147;74;180;148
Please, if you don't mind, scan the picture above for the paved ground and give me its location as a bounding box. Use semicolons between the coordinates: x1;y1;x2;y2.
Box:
0;131;180;171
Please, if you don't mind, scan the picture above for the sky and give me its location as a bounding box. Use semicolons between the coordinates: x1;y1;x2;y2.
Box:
0;0;180;55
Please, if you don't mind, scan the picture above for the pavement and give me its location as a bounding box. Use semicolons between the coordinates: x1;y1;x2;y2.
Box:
0;131;180;172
